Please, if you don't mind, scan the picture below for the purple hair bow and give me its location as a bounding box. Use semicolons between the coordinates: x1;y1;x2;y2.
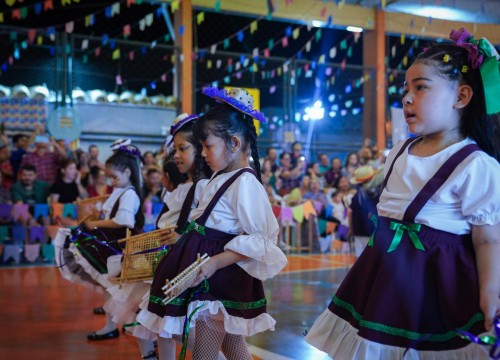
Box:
449;28;484;69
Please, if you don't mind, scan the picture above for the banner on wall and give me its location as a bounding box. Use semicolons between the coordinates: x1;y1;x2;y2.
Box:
0;98;47;133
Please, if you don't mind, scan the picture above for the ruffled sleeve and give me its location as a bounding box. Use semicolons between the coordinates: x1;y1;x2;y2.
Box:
457;153;500;226
223;173;288;280
112;188;140;228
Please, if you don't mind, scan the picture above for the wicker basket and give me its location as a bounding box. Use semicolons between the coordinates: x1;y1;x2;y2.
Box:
114;227;175;286
75;195;109;223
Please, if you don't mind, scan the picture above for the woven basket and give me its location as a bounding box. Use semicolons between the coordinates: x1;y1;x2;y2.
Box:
75;195;109;223
114;227;175;286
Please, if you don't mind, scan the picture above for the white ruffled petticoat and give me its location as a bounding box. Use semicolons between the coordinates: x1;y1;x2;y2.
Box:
305;309;490;360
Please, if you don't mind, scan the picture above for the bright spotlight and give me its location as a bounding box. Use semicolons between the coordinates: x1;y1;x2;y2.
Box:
304;100;325;121
346;26;363;33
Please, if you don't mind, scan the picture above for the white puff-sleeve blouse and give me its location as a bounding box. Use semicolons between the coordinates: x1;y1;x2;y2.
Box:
102;187;140;228
190;169;288;280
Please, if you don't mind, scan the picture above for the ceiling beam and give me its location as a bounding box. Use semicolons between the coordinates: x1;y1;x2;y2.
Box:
157;0;500;44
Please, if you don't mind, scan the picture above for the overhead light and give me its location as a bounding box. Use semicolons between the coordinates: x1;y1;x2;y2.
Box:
346;26;363;33
312;20;325;28
304;100;325;121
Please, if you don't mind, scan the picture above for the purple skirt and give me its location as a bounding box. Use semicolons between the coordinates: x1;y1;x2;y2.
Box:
329;216;485;351
148;227;267;320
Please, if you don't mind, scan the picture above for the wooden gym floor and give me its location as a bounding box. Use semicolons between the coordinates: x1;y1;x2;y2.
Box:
0;253;355;360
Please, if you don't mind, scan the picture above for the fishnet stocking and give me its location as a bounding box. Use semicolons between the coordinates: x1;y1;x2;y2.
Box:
221;333;252;360
192;319;225;360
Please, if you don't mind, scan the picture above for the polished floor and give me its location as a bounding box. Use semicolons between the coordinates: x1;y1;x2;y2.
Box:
0;253;355;360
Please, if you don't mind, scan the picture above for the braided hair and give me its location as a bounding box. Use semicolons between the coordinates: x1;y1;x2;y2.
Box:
415;44;499;160
193;104;262;182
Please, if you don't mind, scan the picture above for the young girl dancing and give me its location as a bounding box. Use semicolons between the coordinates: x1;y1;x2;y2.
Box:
137;88;288;360
72;145;145;341
306;28;500;359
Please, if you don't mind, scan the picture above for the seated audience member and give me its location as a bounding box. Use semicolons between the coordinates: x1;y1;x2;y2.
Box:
278;152;304;196
303;178;328;208
317;153;330;175
88;144;104;169
324;157;343;188
0;171;11;204
86;166;112;197
343;152;360;180
10;133;29;177
11;164;50;204
20;134;65;185
142;165;163;204
0;136;13;189
49;159;88;203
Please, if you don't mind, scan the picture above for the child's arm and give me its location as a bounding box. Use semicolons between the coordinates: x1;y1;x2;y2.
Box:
192;250;248;286
85;219;123;229
472;222;500;331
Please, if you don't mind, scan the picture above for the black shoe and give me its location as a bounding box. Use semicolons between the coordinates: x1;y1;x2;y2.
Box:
93;306;105;315
142;351;157;359
87;329;119;341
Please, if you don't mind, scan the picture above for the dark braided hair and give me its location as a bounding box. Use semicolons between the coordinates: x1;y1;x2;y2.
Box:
105;146;145;229
162;158;188;188
415;43;499;160
193;104;262;183
173;120;213;182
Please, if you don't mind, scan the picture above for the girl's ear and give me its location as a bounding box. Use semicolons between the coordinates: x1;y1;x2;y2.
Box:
124;167;131;178
230;135;242;153
453;84;473;109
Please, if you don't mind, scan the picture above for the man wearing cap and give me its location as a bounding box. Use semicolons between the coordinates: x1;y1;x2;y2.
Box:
20;134;66;185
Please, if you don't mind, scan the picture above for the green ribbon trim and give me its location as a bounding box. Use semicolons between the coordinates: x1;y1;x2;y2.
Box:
388;221;424;253
179;303;204;360
367;215;378;248
332;295;484;342
151;247;169;274
149;295;267;310
182;221;206;235
123;321;140;328
476;38;500;115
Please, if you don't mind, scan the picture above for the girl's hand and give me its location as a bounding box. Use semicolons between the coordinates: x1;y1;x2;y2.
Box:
191;258;218;287
480;289;500;331
158;228;179;246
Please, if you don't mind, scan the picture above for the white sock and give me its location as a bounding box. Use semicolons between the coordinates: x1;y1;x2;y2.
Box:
157;337;176;360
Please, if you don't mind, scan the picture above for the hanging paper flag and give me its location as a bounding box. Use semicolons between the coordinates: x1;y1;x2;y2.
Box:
318;54;325;64
129;51;134;60
13;48;20;60
197;12;205;25
327;15;333;26
11;9;21;20
179;25;185;36
116;74;123;85
277;67;282;76
292;28;300;40
305;70;313;78
127;0;136;6
109;40;116;50
403;55;408;66
263;48;270;57
318;218;327;235
6;0;15;6
354;32;361;43
315;77;321;88
216;59;222;68
237;31;244;42
325;67;332;76
139;18;146;31
102;34;109;45
281;206;293;224
281;37;288;47
85;14;93;27
44;0;54;11
210;44;217;54
65;21;74;33
235;72;242;79
81;39;89;50
268;39;274;50
20;7;28;19
389;73;394;83
347;46;352;57
400;33;405;45
250;20;258;34
292;205;304;223
207;60;212;69
82;54;88;63
270;85;276;94
28;29;36;44
37;35;43;45
223;76;230;84
320;6;327;17
329;46;337;58
302;201;317;220
345;84;352;93
0;13;3;23
345;100;352;108
285;26;292;37
283;63;289;73
171;0;180;12
235;62;241;71
150;81;156;90
123;24;131;37
145;13;154;26
340;39;347;49
160;73;166;82
326;221;337;234
223;38;229;49
270;69;275;78
315;29;322;42
105;6;112;17
111;2;121;16
391;45;396;57
381;0;386;9
252;63;258;72
214;0;221;12
305;41;311;52
95;47;101;57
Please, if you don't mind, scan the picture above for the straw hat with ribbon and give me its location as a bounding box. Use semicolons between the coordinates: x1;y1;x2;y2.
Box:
350;166;376;185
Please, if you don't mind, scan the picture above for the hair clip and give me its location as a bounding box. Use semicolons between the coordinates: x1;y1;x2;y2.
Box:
443;54;450;63
117;145;143;163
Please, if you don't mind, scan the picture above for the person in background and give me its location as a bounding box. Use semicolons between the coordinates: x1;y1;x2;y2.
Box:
142;165;163;205
317;153;330;175
324;157;343;188
88;145;104;169
86;166;112;197
343;152;360;180
49;158;88;204
0;171;11;204
0;136;13;190
359;146;374;166
76;150;91;188
11;164;49;205
20;134;65;185
10;134;29;177
264;146;279;172
277;152;304;196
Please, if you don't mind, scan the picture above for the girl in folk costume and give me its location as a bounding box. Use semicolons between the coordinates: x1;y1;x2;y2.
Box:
130;113;214;360
72;145;145;341
306;28;500;359
137;87;288;360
